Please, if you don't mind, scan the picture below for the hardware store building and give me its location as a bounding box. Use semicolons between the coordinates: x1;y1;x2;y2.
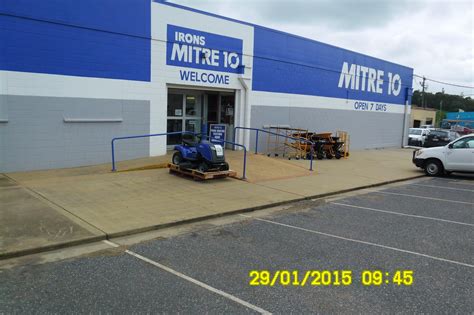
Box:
0;0;413;172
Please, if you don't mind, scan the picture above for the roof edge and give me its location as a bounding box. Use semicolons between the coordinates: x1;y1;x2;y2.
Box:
154;0;414;71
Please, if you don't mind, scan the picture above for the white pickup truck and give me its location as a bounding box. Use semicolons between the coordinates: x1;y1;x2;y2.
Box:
413;134;474;176
408;128;430;147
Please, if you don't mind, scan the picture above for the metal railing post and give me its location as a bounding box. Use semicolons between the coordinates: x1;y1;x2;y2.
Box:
232;127;236;151
255;129;259;154
111;139;116;171
243;147;247;179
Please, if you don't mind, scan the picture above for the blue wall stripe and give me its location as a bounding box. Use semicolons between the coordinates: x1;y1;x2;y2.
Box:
154;0;413;103
0;0;151;81
252;27;413;104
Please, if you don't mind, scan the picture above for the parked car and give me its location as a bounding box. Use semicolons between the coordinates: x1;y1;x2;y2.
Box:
408;128;430;147
448;130;462;140
420;124;434;129
452;125;473;135
423;129;460;147
413;134;474;176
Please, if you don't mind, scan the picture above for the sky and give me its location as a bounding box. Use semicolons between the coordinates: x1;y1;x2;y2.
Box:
168;0;474;97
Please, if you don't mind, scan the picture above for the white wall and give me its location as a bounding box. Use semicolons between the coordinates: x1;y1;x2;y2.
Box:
151;2;255;152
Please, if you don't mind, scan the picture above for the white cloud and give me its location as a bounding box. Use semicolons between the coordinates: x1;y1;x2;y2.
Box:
168;0;474;95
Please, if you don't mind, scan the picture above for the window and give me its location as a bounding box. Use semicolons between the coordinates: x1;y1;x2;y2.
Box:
452;137;474;149
467;139;474;148
409;129;422;135
168;94;183;117
185;95;201;117
429;130;447;137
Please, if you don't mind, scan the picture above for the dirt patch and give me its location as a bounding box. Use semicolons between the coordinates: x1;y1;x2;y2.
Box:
277;199;328;213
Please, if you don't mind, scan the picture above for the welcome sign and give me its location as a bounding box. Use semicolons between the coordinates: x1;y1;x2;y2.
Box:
166;24;244;85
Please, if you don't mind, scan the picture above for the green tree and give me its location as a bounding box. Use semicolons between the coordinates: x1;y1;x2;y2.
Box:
412;90;474;112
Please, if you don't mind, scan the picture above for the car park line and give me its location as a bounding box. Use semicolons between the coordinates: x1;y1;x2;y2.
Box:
410;183;474;192
371;191;474;205
102;240;271;314
429;178;474;186
449;181;474;186
331;202;474;227
239;214;474;268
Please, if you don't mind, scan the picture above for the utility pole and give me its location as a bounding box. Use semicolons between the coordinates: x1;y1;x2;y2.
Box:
439;100;443;127
420;76;426;109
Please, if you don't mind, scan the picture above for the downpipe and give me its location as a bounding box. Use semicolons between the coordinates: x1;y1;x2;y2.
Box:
238;76;251;150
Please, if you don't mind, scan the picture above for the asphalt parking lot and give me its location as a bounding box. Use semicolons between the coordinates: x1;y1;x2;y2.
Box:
1;177;473;313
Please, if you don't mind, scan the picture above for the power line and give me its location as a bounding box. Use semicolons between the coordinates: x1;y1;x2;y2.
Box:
5;11;472;92
0;12;413;88
413;74;474;89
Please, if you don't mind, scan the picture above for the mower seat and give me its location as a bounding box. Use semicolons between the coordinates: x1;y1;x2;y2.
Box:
182;134;198;146
182;139;197;146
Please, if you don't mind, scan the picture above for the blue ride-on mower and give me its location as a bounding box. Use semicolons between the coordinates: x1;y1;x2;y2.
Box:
172;134;230;173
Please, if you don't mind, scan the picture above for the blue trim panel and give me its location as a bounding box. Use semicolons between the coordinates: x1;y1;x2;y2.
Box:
253;27;413;105
0;0;151;81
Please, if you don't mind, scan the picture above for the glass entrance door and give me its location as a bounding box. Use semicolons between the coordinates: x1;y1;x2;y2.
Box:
184;94;201;134
167;89;235;148
220;93;235;148
167;91;202;147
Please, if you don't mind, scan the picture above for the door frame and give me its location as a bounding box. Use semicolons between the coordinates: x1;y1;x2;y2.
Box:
166;89;204;149
167;86;237;149
218;92;236;148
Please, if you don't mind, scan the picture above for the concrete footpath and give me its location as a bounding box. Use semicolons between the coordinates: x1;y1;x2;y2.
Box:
0;148;422;259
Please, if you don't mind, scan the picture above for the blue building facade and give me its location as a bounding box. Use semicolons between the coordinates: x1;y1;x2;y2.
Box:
0;0;413;171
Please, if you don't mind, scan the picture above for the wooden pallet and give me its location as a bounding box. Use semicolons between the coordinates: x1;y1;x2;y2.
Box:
168;163;237;180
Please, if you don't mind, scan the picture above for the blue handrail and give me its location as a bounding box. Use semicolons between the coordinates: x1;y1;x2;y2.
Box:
233;127;314;171
111;131;195;172
111;131;248;179
202;135;248;180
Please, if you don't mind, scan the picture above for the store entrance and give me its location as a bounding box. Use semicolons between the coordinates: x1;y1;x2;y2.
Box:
167;88;235;148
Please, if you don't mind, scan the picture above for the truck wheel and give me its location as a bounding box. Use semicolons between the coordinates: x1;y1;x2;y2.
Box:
172;151;183;165
424;160;443;176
